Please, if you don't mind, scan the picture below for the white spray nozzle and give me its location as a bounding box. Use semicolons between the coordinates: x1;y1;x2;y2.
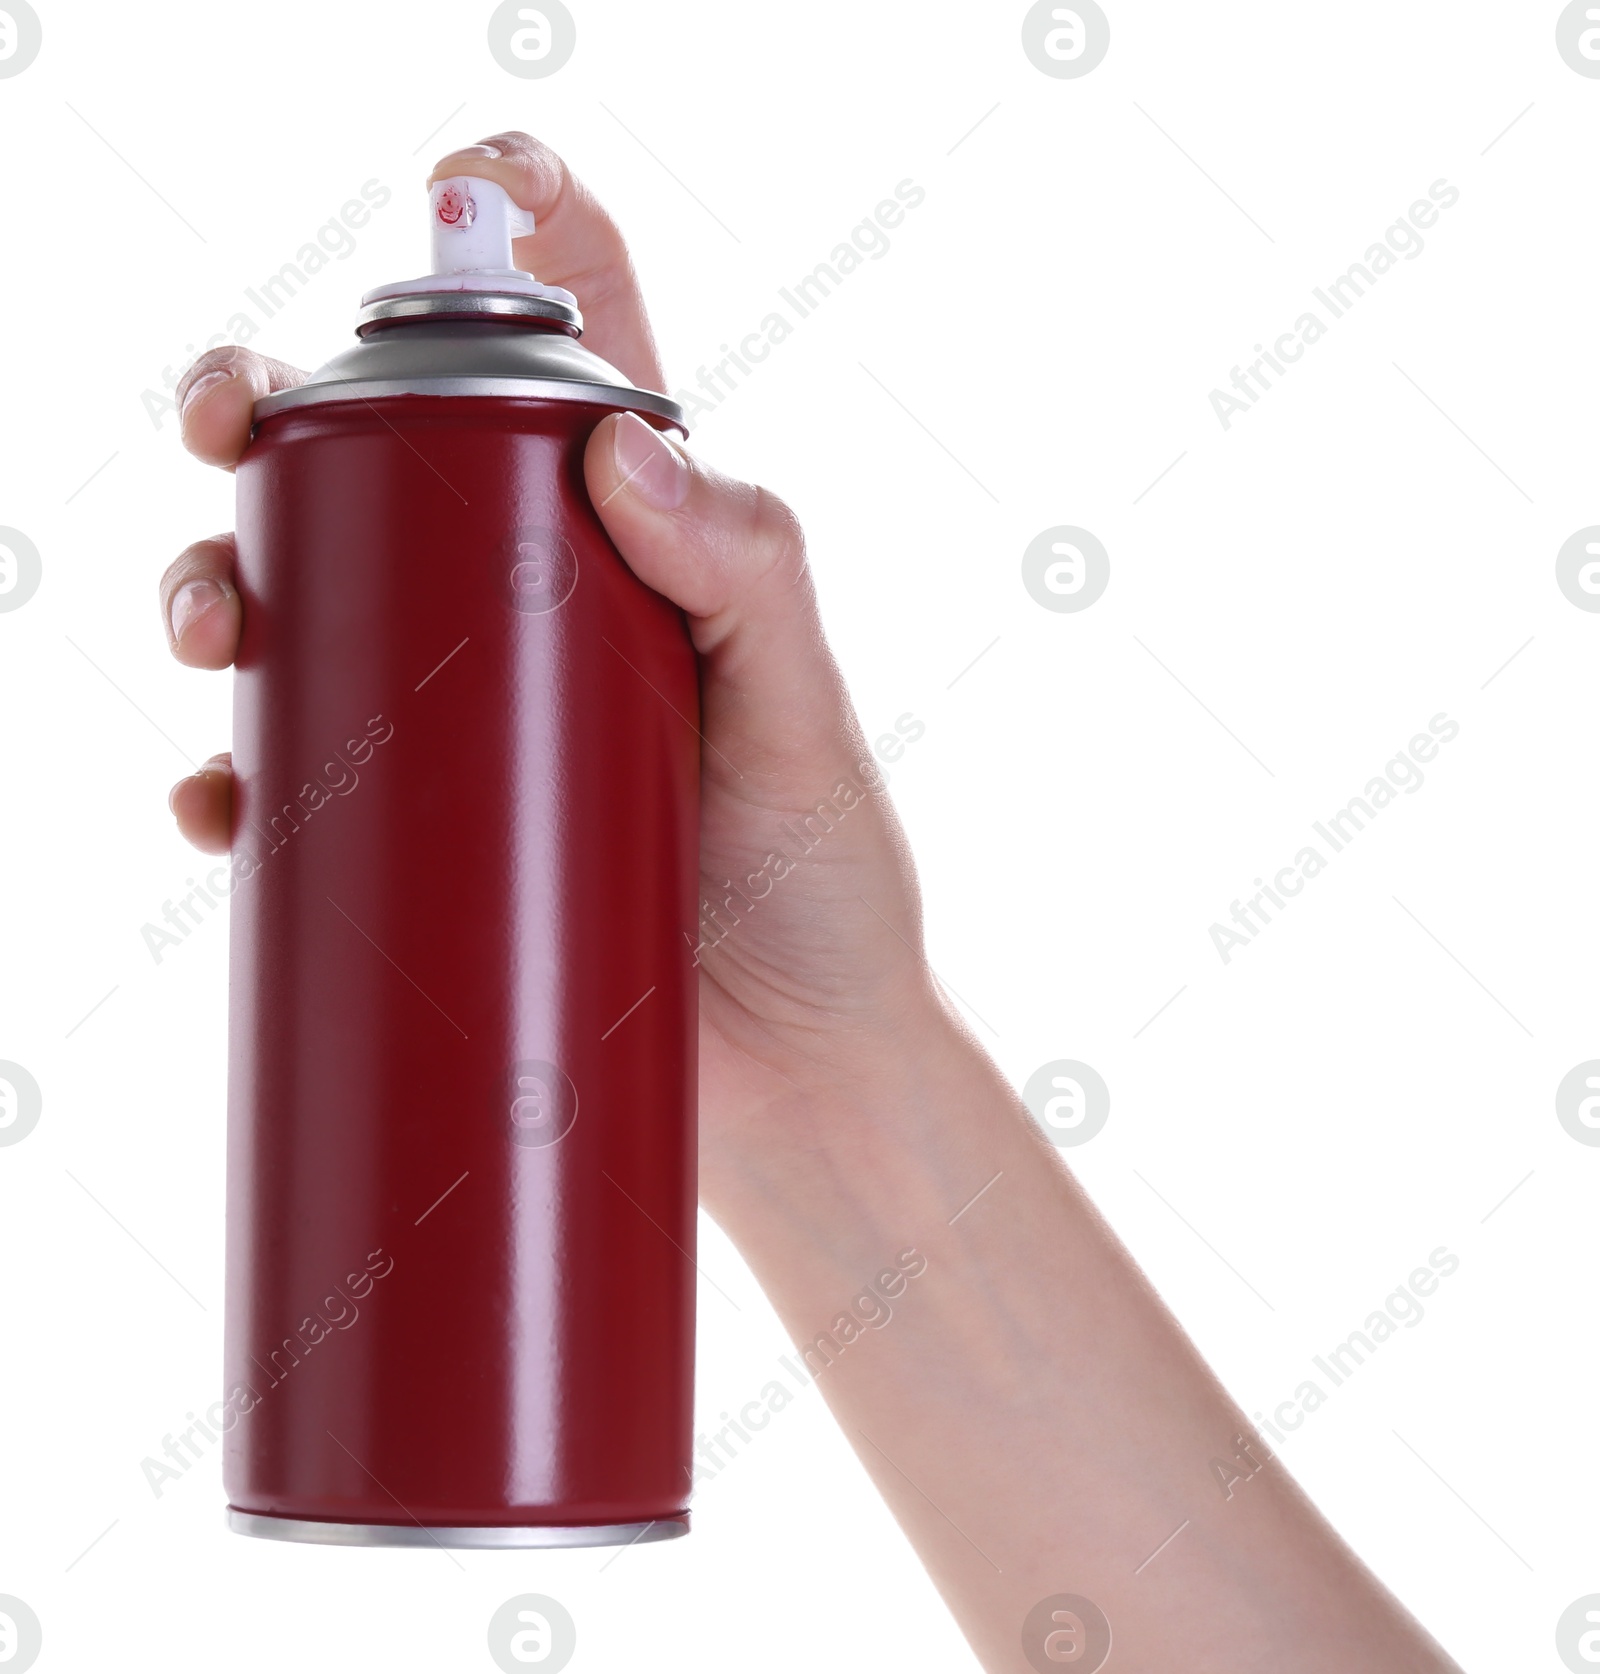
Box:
359;171;579;313
429;175;534;276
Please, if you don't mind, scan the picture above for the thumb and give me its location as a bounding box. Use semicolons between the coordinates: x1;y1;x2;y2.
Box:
583;412;866;799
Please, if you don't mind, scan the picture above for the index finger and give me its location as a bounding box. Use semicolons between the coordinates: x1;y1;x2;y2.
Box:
429;133;667;394
178;134;666;472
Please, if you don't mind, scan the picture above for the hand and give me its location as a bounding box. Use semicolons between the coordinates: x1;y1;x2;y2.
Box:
163;132;946;1211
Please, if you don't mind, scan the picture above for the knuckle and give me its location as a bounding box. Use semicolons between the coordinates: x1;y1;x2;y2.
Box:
176;345;256;400
160;534;235;599
749;486;808;576
171;532;233;573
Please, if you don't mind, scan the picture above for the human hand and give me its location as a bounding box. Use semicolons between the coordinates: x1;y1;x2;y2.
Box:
163;132;949;1208
161;134;1467;1674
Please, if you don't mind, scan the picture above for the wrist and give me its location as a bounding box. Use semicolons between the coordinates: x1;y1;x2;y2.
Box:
700;987;1033;1272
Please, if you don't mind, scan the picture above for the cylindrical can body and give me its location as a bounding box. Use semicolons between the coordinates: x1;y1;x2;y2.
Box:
223;392;699;1538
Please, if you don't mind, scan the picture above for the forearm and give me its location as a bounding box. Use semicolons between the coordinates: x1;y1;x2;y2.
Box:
704;1001;1462;1674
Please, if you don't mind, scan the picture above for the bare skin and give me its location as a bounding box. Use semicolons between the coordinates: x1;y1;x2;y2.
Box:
164;133;1464;1674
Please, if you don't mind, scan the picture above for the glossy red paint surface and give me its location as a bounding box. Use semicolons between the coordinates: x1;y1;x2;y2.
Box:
224;396;699;1528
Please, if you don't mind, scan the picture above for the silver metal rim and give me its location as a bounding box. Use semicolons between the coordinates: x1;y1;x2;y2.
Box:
228;1509;688;1548
359;292;582;330
255;376;685;430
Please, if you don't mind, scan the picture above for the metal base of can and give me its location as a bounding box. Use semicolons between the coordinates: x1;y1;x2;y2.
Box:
227;1509;689;1549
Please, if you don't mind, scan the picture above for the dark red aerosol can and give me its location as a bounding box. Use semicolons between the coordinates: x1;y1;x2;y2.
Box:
222;172;698;1546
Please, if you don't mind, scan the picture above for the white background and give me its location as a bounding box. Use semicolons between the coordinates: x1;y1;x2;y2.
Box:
0;2;1594;1670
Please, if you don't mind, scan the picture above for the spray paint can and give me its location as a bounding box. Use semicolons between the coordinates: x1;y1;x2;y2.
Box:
222;173;697;1547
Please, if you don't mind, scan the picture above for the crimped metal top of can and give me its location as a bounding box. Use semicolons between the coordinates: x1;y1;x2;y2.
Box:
254;310;686;434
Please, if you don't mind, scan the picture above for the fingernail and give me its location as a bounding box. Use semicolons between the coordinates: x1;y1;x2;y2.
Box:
611;412;689;511
438;143;502;164
180;367;233;419
168;777;189;816
171;577;224;642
